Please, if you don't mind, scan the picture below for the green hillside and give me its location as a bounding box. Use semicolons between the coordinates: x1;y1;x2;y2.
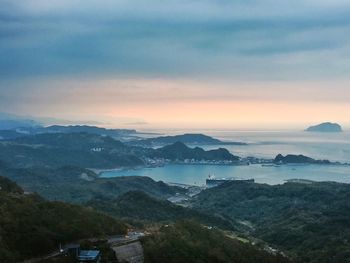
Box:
151;141;239;161
86;191;234;230
0;176;127;262
142;221;292;263
192;181;350;263
0;133;239;169
0;163;185;203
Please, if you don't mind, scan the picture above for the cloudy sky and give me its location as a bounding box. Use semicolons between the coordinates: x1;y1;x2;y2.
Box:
1;0;350;129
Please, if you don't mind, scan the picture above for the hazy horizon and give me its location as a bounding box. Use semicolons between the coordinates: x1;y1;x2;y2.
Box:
1;110;350;132
1;1;350;129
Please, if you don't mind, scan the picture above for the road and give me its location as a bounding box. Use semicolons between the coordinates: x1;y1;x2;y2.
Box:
23;230;146;263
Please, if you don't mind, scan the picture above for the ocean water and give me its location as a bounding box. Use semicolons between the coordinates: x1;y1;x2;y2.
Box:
202;131;350;163
101;131;350;185
100;164;350;186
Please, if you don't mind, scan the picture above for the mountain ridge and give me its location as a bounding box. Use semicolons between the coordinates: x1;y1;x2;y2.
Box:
129;133;247;146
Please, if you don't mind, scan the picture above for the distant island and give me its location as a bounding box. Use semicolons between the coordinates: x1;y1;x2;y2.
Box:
128;133;247;147
305;122;342;132
151;141;240;163
274;154;331;164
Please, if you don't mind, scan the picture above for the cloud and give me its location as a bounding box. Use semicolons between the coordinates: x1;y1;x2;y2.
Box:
1;0;350;80
1;0;350;128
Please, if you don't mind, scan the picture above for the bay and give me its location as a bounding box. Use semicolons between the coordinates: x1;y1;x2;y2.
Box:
100;163;350;186
101;130;350;185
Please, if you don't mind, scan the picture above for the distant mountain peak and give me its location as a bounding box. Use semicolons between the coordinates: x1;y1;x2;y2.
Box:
154;141;240;161
128;133;246;146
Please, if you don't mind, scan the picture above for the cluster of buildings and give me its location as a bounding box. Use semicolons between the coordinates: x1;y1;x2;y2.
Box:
181;159;237;165
144;157;251;167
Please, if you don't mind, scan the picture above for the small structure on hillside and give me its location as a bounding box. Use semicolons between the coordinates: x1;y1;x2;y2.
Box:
112;241;144;263
64;243;80;258
77;250;101;263
61;244;101;263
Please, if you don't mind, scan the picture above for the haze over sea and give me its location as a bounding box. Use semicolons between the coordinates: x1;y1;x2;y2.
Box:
101;130;350;185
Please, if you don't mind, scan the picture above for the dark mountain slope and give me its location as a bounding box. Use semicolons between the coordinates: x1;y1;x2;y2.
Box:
0;176;126;262
0;133;145;168
129;133;246;146
152;141;239;161
274;154;331;164
142;221;292;263
192;181;350;263
86;191;234;230
0;164;184;203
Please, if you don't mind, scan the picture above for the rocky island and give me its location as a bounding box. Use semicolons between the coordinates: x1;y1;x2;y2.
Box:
274;154;331;164
305;122;342;132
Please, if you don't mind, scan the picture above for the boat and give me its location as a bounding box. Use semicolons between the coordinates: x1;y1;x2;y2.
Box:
206;175;254;187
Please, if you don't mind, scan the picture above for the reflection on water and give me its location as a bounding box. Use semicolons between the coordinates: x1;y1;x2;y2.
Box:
101;164;350;186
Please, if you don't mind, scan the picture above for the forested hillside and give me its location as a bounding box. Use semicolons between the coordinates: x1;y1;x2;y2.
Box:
0;176;127;262
142;221;292;263
192;181;350;263
86;191;234;229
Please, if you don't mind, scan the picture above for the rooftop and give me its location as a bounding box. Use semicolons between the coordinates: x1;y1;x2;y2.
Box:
77;250;100;261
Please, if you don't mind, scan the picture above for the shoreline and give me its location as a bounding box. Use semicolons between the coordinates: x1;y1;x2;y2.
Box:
93;160;350;176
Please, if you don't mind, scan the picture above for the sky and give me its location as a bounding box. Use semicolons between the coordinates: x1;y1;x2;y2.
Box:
1;0;350;130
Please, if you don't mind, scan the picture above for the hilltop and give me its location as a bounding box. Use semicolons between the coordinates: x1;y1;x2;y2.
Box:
151;141;240;162
129;133;246;146
274;154;331;164
0;120;139;141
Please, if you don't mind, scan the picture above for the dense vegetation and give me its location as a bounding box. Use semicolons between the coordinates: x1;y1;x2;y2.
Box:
142;221;292;263
86;191;234;230
0;133;145;168
0;175;23;193
0;163;184;203
151;141;239;161
192;181;350;263
0;176;127;262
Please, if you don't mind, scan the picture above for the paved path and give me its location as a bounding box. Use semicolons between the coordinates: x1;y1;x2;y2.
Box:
23;231;146;263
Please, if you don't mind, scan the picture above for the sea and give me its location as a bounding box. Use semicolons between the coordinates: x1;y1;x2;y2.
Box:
101;130;350;185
